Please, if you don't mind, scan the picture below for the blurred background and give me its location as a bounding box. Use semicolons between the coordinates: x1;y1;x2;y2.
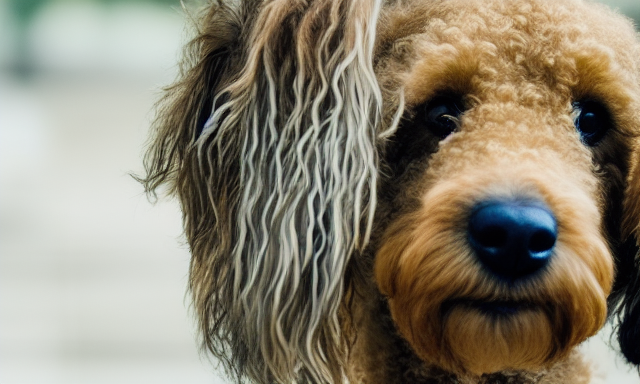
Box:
0;0;638;383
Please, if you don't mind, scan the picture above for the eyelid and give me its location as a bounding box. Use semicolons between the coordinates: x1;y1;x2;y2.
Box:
570;103;581;122
440;114;461;126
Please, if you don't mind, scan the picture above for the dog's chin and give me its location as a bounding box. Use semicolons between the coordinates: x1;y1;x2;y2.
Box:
423;301;557;375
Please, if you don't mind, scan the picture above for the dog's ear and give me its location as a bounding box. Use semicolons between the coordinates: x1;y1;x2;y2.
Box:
612;29;640;368
616;146;640;367
140;3;241;196
144;1;385;383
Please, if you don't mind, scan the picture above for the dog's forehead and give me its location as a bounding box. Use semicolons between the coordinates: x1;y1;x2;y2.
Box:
390;0;640;106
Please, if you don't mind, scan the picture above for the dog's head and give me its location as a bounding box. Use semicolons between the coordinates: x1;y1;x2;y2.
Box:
141;0;640;382
374;0;640;375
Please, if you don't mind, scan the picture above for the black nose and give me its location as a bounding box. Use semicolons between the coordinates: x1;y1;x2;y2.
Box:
468;201;557;280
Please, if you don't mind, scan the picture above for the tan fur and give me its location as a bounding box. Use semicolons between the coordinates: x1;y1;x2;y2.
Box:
141;0;640;383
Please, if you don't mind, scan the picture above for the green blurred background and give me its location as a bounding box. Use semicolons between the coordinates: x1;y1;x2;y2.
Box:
7;0;177;76
0;1;639;384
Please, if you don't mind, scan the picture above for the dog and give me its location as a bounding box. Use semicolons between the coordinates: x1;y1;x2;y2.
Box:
141;0;640;382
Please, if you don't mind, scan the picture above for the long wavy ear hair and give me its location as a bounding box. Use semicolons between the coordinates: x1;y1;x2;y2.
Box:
140;0;384;383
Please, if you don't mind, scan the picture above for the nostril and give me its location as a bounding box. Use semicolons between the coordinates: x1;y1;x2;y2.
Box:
529;229;556;254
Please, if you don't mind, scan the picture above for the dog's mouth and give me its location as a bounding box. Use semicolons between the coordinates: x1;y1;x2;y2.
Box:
442;299;536;317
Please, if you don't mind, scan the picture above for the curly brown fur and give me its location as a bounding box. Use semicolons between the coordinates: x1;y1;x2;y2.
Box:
140;0;640;383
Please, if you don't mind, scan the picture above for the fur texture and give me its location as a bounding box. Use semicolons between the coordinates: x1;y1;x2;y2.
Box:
141;0;640;383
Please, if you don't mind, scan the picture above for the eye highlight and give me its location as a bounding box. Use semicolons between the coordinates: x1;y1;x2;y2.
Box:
571;100;612;146
421;95;464;139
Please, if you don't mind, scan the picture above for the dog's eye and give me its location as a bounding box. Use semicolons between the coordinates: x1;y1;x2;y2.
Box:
422;96;464;139
572;100;612;146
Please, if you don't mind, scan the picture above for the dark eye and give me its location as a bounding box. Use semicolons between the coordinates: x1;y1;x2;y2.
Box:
422;96;464;138
572;100;612;146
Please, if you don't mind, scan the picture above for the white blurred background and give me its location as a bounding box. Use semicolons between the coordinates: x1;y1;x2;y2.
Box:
0;1;639;383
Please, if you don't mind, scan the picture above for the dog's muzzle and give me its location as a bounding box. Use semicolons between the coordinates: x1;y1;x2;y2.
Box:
468;200;557;281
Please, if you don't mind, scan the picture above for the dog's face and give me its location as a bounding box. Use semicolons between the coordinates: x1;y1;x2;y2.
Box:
373;0;639;375
142;0;640;382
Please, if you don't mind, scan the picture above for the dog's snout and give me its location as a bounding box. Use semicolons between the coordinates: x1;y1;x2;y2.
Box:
468;201;557;280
